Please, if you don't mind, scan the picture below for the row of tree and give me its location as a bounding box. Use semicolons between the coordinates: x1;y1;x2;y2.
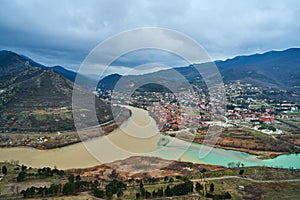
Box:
1;164;30;175
16;166;65;182
136;180;164;199
20;174;93;198
136;179;194;199
17;170;233;199
20;174;127;199
20;184;62;198
227;161;245;169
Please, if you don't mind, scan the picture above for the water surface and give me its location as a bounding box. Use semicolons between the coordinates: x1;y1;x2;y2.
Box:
0;106;299;169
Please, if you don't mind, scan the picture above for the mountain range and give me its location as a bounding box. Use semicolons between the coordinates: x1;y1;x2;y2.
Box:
98;48;300;98
0;48;299;131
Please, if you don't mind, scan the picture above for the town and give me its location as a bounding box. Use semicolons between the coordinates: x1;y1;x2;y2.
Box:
97;81;299;134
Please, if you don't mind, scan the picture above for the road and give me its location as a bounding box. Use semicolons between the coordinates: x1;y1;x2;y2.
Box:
139;175;300;190
191;176;300;183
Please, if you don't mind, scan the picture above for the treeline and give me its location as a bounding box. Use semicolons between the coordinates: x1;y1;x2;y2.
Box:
136;178;193;199
16;166;64;182
20;174;127;199
18;171;233;199
20;183;62;198
20;174;94;198
165;179;193;196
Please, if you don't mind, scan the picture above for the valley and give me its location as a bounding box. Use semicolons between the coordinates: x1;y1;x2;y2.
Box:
1;1;300;199
1;49;300;199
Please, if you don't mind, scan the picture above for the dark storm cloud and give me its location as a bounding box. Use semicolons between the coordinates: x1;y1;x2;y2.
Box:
0;0;300;74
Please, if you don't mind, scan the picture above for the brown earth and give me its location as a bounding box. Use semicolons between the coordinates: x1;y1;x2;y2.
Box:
65;156;226;181
177;127;300;159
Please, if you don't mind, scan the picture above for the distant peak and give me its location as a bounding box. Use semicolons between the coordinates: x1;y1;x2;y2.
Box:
108;73;122;77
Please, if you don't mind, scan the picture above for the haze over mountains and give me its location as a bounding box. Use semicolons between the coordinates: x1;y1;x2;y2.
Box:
98;48;300;94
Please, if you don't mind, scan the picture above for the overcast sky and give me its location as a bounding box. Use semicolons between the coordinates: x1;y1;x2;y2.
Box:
1;0;300;75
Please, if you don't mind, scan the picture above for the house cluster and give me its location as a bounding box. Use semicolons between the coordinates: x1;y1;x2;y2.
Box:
97;81;299;133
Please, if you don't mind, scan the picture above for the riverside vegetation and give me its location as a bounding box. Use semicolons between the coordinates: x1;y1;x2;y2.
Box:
1;157;300;199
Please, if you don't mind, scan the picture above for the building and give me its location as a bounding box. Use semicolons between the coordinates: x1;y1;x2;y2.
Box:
259;116;274;123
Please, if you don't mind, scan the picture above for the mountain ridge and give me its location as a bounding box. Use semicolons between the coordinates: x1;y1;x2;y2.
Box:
98;48;300;93
0;50;96;89
0;51;120;132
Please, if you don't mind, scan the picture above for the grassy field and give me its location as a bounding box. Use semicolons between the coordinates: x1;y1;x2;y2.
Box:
210;179;300;200
0;161;67;198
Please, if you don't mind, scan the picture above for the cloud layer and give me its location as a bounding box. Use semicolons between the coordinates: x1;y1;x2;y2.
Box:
0;0;300;75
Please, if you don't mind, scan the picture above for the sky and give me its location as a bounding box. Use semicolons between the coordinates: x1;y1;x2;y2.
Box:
0;0;300;76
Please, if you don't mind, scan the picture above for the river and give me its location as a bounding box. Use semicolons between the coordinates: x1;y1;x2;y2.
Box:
0;106;299;169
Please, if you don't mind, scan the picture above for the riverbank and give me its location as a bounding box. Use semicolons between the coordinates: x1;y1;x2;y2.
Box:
1;105;296;159
0;109;131;150
166;126;299;159
0;106;159;169
197;142;288;159
0;105;300;170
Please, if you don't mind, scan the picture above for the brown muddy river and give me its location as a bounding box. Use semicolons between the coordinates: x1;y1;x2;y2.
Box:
1;106;299;170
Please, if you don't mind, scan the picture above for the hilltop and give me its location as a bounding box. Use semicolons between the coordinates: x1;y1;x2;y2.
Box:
0;50;129;133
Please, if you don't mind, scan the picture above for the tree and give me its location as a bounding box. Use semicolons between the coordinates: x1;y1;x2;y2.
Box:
227;162;235;169
91;180;100;190
209;183;214;192
105;180;127;199
139;180;145;197
68;174;75;183
136;193;140;199
21;165;27;171
157;187;164;197
164;176;169;182
93;188;104;198
139;180;144;190
172;180;193;196
105;188;113;199
49;183;61;195
75;175;81;191
17;171;26;182
200;168;207;184
239;169;245;176
75;175;81;182
63;175;76;195
145;190;151;198
152;190;157;198
117;190;124;198
195;182;202;192
62;182;75;195
2;165;7;175
165;185;173;197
